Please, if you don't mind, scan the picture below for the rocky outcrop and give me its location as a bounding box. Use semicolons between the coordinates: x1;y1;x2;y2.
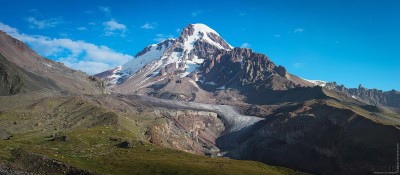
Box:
148;110;224;156
177;24;195;44
325;82;400;108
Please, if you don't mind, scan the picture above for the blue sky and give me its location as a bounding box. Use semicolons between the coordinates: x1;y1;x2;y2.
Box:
0;0;399;91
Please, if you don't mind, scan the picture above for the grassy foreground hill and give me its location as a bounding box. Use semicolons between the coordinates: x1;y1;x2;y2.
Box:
0;92;303;175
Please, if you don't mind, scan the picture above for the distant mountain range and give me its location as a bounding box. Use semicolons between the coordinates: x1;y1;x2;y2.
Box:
0;24;399;175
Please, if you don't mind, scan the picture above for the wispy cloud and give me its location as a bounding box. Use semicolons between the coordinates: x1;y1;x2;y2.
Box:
274;34;281;38
26;16;63;29
141;22;157;30
191;10;203;17
294;28;304;33
103;19;127;37
153;34;174;42
98;6;111;14
240;43;251;48
293;63;302;68
0;22;133;74
77;27;87;31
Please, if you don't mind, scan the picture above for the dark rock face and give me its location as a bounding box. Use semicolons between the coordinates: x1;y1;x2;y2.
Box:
193;41;304;91
207;32;232;50
177;24;195;44
325;82;400;108
218;101;400;175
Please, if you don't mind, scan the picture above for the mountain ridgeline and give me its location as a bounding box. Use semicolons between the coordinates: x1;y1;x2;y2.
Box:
0;24;399;175
0;31;105;95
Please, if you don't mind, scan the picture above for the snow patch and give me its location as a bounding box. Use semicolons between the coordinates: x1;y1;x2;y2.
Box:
303;78;327;87
217;86;226;90
205;81;217;86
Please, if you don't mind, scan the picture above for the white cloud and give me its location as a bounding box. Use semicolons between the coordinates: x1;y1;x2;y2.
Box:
103;19;127;37
0;23;18;33
153;34;174;42
141;22;157;30
191;10;203;17
26;16;63;29
104;19;126;31
240;43;251;48
294;28;304;33
274;34;281;38
0;22;133;75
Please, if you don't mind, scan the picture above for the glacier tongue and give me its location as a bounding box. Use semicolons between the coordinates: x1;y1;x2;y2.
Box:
140;95;263;134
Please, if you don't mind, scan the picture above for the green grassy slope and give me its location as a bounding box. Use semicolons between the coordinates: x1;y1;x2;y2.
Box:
0;94;303;175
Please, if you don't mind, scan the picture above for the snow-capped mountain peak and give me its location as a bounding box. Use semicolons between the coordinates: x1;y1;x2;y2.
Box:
178;23;233;51
96;23;235;87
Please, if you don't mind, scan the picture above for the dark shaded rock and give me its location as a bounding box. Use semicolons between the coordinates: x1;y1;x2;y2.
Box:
46;133;69;141
115;141;133;148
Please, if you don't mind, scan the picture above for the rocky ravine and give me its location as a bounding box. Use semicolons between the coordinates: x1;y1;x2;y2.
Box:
135;95;264;156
